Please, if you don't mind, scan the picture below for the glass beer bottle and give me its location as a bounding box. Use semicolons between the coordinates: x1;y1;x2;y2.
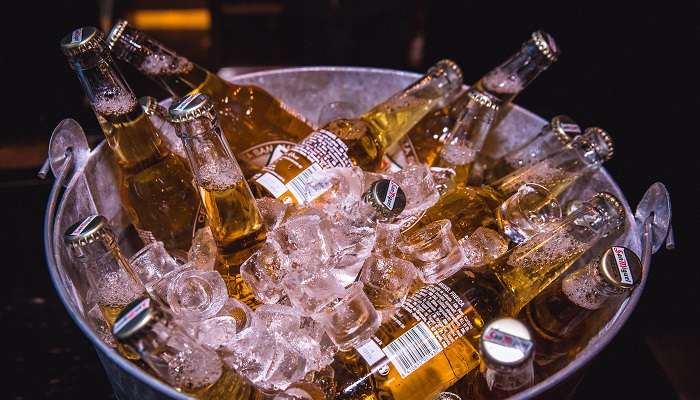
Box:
252;60;463;204
450;318;535;399
64;214;145;360
107;20;313;176
525;246;641;370
410;31;560;165
113;297;262;399
331;192;624;400
485;115;581;183
61;27;199;253
168;93;265;305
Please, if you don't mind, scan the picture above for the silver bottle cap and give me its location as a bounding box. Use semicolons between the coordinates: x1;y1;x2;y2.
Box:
362;179;407;220
599;246;642;290
168;93;215;123
592;191;626;232
467;90;499;111
531;30;560;62
480;317;534;367
429;59;464;88
63;215;114;249
112;297;159;343
549;115;581;145
106;19;129;51
60;27;107;57
579;127;614;161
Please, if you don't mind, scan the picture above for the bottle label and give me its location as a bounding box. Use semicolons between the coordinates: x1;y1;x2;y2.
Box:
383;180;400;210
611;246;634;285
70;215;98;236
382;321;443;378
483;328;533;355
71;28;83;44
293;129;353;169
238;141;295;168
113;297;150;333
354;282;477;378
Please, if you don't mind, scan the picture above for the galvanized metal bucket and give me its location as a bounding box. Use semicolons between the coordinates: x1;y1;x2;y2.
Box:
42;67;672;399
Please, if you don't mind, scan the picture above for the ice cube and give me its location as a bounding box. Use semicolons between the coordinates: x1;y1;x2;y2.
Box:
216;298;254;333
195;316;240;352
222;328;277;384
270;214;333;269
306;167;365;217
167;269;228;321
359;255;417;310
188;227;218;272
316;282;380;350
256;197;288;231
164;337;223;392
253;304;302;336
240;240;290;304
460;227;509;269
327;223;376;287
282;269;345;316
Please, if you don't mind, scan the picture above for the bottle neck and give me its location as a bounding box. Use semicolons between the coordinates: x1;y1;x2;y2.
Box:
359;62;462;151
482;357;534;394
432;93;497;184
492;136;604;198
176;116;245;190
501;124;574;171
473;37;555;104
562;258;626;309
112;24;223;97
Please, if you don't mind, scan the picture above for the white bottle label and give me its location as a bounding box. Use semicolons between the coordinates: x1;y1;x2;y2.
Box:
612;246;634;285
285;162;325;203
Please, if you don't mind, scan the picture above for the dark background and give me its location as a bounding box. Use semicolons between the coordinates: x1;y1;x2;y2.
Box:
1;1;697;399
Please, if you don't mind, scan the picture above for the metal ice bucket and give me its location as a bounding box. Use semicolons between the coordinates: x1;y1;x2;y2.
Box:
42;67;672;399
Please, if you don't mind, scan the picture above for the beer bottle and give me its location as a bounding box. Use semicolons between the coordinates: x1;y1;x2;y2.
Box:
431;90;499;186
411;31;560;165
485;115;581;182
330;192;623;400
168;93;265;305
450;318;535;399
107;20;313;176
252;60;463;204
113;297;262;399
64;215;144;359
525;246;642;369
60;27;199;253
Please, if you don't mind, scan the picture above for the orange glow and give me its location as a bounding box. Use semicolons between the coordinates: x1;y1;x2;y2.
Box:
130;9;210;30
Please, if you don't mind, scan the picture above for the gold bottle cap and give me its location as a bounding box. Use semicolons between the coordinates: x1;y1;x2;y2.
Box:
480;317;534;366
63;215;114;248
168;93;215;123
430;59;464;88
362;179;407;221
112;297;160;343
599;246;642;290
592;192;626;231
549;115;581;145
467;90;499;111
531;30;560;63
582;127;614;161
106;19;129;51
60;27;107;57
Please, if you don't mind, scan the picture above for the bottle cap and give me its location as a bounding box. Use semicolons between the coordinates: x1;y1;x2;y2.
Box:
480;317;534;367
467;90;499;111
531;30;560;62
549;115;581;145
63;215;114;248
112;297;159;343
168;93;215;123
592;192;626;232
106;19;129;51
581;127;614;161
598;246;642;290
60;27;107;57
362;179;407;220
139;96;169;119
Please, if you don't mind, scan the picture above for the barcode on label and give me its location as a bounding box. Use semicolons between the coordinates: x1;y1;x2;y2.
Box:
383;321;442;378
286;163;323;203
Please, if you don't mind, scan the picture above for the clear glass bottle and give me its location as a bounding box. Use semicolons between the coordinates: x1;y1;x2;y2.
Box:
107;20;313;177
431;90;499;186
525;246;642;369
60;27;199;253
64;214;145;360
451;318;535;399
410;31;560;165
488;126;614;201
485;115;581;182
330;192;623;400
168;93;265;306
252;60;463;204
112;297;262;399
